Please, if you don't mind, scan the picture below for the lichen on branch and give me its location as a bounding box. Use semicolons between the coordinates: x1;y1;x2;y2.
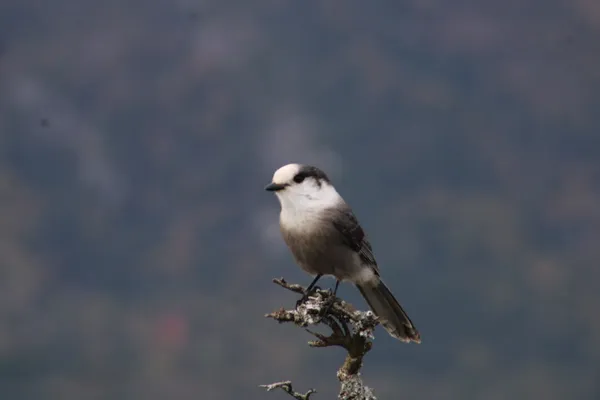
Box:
261;278;380;400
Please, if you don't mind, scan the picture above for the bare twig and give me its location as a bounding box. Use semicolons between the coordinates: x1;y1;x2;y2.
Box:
272;278;307;295
262;278;380;399
260;381;316;400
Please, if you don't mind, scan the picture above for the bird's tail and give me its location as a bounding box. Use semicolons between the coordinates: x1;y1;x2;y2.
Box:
356;279;421;343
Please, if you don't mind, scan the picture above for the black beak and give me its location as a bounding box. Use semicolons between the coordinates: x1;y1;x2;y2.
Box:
265;182;287;192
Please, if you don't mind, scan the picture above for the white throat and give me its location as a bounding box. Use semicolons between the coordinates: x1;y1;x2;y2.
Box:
277;182;342;231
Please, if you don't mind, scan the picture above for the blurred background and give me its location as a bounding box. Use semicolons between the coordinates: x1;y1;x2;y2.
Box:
1;1;599;399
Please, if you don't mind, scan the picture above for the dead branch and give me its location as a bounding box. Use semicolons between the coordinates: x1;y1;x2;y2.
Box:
259;381;316;400
261;278;379;400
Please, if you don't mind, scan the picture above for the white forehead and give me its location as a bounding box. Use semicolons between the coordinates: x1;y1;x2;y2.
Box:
272;163;301;183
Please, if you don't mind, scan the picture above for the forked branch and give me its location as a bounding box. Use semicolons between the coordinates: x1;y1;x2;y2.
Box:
261;278;379;400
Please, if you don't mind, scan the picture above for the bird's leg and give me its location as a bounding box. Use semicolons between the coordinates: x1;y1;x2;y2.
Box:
321;279;340;315
332;279;340;297
296;274;323;308
305;274;323;294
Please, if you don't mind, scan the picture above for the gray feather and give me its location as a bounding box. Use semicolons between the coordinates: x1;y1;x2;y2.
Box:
356;280;421;343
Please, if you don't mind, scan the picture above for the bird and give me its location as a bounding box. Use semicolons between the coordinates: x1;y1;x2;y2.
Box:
265;163;421;343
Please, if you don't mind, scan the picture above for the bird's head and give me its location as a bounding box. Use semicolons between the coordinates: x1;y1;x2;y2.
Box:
265;163;340;211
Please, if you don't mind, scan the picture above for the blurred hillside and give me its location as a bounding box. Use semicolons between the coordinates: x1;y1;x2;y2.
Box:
1;1;599;399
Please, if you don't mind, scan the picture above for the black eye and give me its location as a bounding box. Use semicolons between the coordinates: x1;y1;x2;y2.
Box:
293;174;305;183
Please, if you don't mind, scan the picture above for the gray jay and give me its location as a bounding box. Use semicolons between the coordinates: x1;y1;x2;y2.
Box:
265;163;421;343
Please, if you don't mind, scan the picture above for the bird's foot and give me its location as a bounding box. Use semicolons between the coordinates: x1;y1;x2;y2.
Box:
320;295;336;315
295;296;307;309
295;286;320;309
319;280;339;315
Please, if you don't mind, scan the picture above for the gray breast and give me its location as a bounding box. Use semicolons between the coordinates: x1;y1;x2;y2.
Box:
280;218;358;279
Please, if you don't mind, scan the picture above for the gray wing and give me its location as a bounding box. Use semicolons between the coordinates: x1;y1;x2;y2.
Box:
328;204;380;275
